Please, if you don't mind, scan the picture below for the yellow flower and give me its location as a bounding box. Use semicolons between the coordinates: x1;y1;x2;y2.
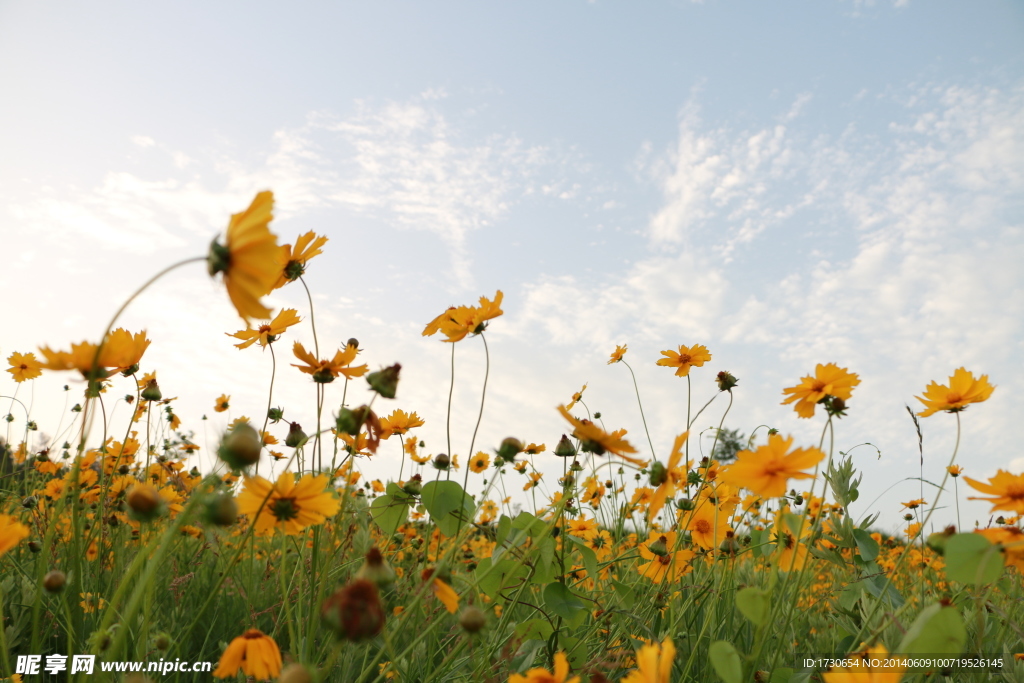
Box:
6;351;42;382
822;643;904;683
963;470;1024;514
432;578;460;614
102;328;151;373
685;499;731;551
636;531;695;583
901;499;926;510
78;593;108;614
647;432;689;521
273;231;329;290
0;515;30;557
422;291;504;342
508;652;580;683
291;341;368;383
566;383;587;411
379;409;425;439
915;367;995;417
213;394;231;413
207;191;281;322
523;471;543;491
947;465;963;477
607;344;628;364
228;308;301;349
213;629;282;681
781;363;860;418
656;344;711;377
621;637;676;683
236;473;340;535
718;434;824;498
557;405;645;467
470;452;491;473
566;517;598;541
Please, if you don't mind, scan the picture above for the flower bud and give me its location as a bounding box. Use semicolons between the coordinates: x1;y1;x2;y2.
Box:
141;379;162;402
154;633;171;651
433;453;450;471
647;536;669;557
278;664;313;683
458;605;486;633
554;435;576;458
127;484;165;522
28;541;41;553
347;338;359;349
648;461;668;487
285;422;308;448
496;437;523;463
403;475;423;496
321;579;385;641
217;423;262;470
356;547;397;590
22;495;38;509
43;570;66;593
367;364;401;399
677;497;695;511
203;492;238;527
267;406;285;423
336;406;369;436
715;371;739;392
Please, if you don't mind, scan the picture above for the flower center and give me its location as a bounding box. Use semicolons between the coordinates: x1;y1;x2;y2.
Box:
270;497;300;521
259;325;272;334
679;354;692;364
694;519;712;534
946;392;963;404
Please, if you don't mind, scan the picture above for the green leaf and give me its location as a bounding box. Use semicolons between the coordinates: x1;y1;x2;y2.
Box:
612;580;636;609
475;558;530;600
852;529;879;562
496;514;512;546
944;533;1002;585
369;494;408;536
543;582;585;621
749;528;772;558
532;538;558;585
565;535;599;583
709;640;743;683
770;667;794;683
421;480;474;536
514;618;553;641
512;511;548;538
897;602;966;658
735;587;770;627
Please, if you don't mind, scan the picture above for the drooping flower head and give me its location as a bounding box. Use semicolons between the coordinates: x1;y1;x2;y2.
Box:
607;344;628;365
718;433;824;498
291;341;368;383
207;191;281;322
228;308;301;349
646;432;690;521
656;344;711;377
273;231;329;290
915;367;995;418
781;363;860;419
212;629;282;680
557;405;646;467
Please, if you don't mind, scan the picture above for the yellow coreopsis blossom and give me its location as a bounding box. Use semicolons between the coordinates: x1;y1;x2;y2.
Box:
0;515;31;557
718;433;824;498
781;363;860;419
273;231;329;290
236;473;340;535
213;629;282;681
422;291;504;342
6;351;42;382
915;367;995;417
228;308;301;349
656;343;711;377
292;341;368;383
621;637;676;683
508;652;580;683
964;470;1024;514
822;644;904;683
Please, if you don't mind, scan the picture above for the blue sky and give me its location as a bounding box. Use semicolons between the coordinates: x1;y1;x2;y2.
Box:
1;1;1022;533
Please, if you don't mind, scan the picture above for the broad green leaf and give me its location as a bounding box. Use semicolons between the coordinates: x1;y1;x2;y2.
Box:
512;511;549;538
421;480;474;536
543;582;585;621
735;587;770;627
709;640;743;683
475;558;530;600
897;602;966;657
514;618;553;641
944;533;1002;585
532;538;558;585
565;535;599;583
612;580;636;609
852;528;879;562
770;667;794;683
496;514;513;546
369;495;408;536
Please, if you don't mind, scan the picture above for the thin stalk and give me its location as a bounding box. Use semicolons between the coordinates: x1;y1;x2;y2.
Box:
621;360;656;459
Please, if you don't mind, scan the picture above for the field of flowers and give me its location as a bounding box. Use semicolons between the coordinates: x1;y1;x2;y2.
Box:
2;191;1022;682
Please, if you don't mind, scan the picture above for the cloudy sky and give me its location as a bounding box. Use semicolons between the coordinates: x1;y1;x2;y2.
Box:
1;1;1022;533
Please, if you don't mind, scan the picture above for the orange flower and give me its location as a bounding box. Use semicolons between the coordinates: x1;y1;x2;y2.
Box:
718;434;824;498
422;291;503;342
470;452;491;473
915;367;995;417
213;629;282;680
379;409;425;439
291;341;368;383
236;473;340;535
557;405;645;467
656;344;711;377
273;231;329;290
213;394;231;413
964;470;1024;514
607;344;628;364
0;515;30;557
781;363;860;418
636;531;694;583
207;191;280;322
685;499;731;550
228;308;301;349
621;637;676;683
508;652;580;683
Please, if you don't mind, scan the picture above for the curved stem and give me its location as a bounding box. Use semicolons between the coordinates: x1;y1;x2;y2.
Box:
256;343;278;477
446;343;455;458
621;360;656;460
299;275;320;359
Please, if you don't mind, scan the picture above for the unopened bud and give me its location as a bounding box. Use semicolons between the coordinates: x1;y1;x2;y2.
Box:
367;363;401;399
127;484;165;522
554;434;577;458
648;461;668;487
217;423;262;470
43;570;66;593
141;379;162;402
648;537;669;557
459;605;486;633
285;422;308;448
356;547;397;589
336;406;369;436
677;497;695;511
22;495;38;509
403;475;423;496
715;371;739;392
496;437;523;463
204;492;238;527
433;453;450;470
321;579;385;641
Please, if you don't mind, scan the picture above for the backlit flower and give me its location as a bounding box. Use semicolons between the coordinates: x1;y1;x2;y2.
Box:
207;191;281;322
685;499;731;551
470;452;490;473
379;409;425;439
6;351;42;382
213;394;231;413
557;405;645;467
228;308;301;349
915;367;995;417
656;344;711;377
508;651;580;683
781;363;860;419
636;531;695;583
718;433;824;498
621;637;676;683
213;629;282;680
422;291;504;342
566;383;587;411
291;341;368;383
964;470;1024;514
273;231;329;290
607;344;628;364
236;473;340;535
103;328;151;373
